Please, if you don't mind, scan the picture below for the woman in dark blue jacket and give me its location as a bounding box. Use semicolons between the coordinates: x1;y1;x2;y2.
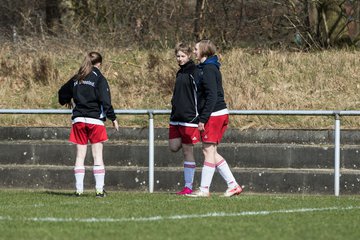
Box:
188;40;242;198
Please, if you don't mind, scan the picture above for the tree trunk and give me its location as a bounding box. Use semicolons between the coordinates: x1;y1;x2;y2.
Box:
45;0;61;33
308;0;319;35
356;0;360;40
194;0;206;41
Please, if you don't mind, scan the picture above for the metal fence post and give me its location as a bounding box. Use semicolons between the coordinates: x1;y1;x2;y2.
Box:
334;113;341;196
148;110;154;193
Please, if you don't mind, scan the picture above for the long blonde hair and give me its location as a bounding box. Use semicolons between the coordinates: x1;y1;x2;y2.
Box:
76;52;102;82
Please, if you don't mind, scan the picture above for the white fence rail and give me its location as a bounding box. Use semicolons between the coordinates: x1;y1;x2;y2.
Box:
1;109;359;196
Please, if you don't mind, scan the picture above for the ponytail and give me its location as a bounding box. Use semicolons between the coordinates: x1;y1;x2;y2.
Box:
75;52;103;82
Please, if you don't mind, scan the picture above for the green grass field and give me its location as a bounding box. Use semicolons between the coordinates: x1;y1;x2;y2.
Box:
0;190;360;240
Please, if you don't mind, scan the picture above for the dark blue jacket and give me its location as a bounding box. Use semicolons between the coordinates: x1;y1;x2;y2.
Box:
195;55;227;123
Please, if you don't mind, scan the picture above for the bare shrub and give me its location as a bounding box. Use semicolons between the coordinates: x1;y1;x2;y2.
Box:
1;0;359;49
32;55;59;86
146;52;177;97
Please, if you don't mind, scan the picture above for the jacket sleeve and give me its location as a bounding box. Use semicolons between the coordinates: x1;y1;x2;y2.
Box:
97;76;117;121
58;77;74;106
199;66;218;123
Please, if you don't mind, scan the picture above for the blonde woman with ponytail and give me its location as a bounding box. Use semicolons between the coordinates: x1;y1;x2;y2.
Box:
58;51;118;197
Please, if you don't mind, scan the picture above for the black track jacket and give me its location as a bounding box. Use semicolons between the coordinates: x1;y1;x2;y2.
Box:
58;67;116;122
170;60;198;126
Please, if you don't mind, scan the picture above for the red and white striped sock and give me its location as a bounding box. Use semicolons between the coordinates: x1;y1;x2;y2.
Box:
184;161;196;189
216;159;237;188
200;161;216;192
74;166;85;193
93;165;105;192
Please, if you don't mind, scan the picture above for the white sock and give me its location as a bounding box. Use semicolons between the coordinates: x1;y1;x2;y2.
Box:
184;161;196;189
93;165;105;192
200;162;216;192
74;166;85;193
216;159;238;188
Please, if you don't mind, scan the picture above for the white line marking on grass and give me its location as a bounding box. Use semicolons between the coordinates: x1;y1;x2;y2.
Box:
1;206;359;223
0;201;113;210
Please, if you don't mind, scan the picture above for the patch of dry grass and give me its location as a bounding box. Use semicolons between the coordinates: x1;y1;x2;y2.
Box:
1;39;360;129
222;49;360;129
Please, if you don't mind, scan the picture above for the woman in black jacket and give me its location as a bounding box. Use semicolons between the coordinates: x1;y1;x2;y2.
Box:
58;51;118;197
169;42;200;195
188;40;242;198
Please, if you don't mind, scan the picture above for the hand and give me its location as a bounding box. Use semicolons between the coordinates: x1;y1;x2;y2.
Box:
64;103;72;109
113;120;119;131
198;122;205;132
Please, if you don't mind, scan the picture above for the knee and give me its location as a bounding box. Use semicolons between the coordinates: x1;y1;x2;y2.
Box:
202;144;215;155
169;145;181;152
169;138;182;152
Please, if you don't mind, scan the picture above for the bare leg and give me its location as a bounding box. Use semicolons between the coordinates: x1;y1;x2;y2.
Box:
91;142;104;166
202;143;216;164
182;144;195;162
75;143;104;165
169;138;182;152
75;144;87;166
